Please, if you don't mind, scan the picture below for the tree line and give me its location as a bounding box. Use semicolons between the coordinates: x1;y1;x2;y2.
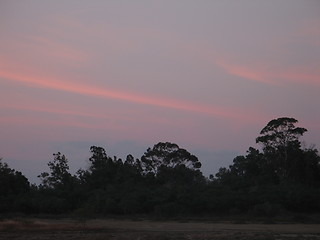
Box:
1;117;320;218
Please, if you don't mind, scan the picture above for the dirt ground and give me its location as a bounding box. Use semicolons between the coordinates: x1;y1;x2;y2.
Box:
1;218;320;240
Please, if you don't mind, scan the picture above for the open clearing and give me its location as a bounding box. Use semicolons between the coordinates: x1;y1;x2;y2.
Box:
1;218;320;239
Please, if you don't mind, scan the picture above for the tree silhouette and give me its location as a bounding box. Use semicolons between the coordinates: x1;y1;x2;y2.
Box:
38;152;73;189
2;117;320;216
256;117;307;181
256;117;307;150
140;142;201;176
0;158;30;195
0;158;30;213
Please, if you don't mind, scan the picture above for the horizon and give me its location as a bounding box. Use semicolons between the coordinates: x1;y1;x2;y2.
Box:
1;117;317;184
1;1;320;184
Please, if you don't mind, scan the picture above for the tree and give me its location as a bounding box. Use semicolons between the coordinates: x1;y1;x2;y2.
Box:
256;117;307;151
88;146;110;171
0;158;30;213
140;142;201;176
0;158;30;195
230;147;262;178
215;147;279;187
256;117;307;180
292;147;320;186
38;152;72;189
84;146;120;187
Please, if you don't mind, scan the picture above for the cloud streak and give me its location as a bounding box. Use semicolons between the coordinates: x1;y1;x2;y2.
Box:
215;60;278;85
0;68;264;123
215;59;320;87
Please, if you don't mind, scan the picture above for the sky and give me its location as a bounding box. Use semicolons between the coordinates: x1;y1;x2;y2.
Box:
1;0;320;183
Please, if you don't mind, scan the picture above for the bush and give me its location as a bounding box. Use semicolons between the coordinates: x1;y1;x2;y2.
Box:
250;202;283;218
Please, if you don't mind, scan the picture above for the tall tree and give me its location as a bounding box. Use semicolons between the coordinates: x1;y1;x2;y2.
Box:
38;152;72;189
256;117;307;151
88;146;110;171
140;142;201;176
256;117;307;180
82;146;125;188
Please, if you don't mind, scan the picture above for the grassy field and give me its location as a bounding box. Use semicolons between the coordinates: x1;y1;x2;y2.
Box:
1;218;320;239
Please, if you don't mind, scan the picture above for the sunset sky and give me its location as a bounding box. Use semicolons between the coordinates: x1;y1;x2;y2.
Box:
1;1;320;183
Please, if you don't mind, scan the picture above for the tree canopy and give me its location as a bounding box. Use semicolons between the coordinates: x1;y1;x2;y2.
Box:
256;117;307;151
1;117;320;217
38;152;73;189
140;142;201;175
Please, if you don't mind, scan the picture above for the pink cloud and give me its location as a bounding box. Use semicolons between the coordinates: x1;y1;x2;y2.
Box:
215;59;320;87
0;66;264;124
215;60;280;86
278;70;320;86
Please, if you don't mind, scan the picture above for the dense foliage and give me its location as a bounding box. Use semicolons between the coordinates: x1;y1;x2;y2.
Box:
1;117;320;217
